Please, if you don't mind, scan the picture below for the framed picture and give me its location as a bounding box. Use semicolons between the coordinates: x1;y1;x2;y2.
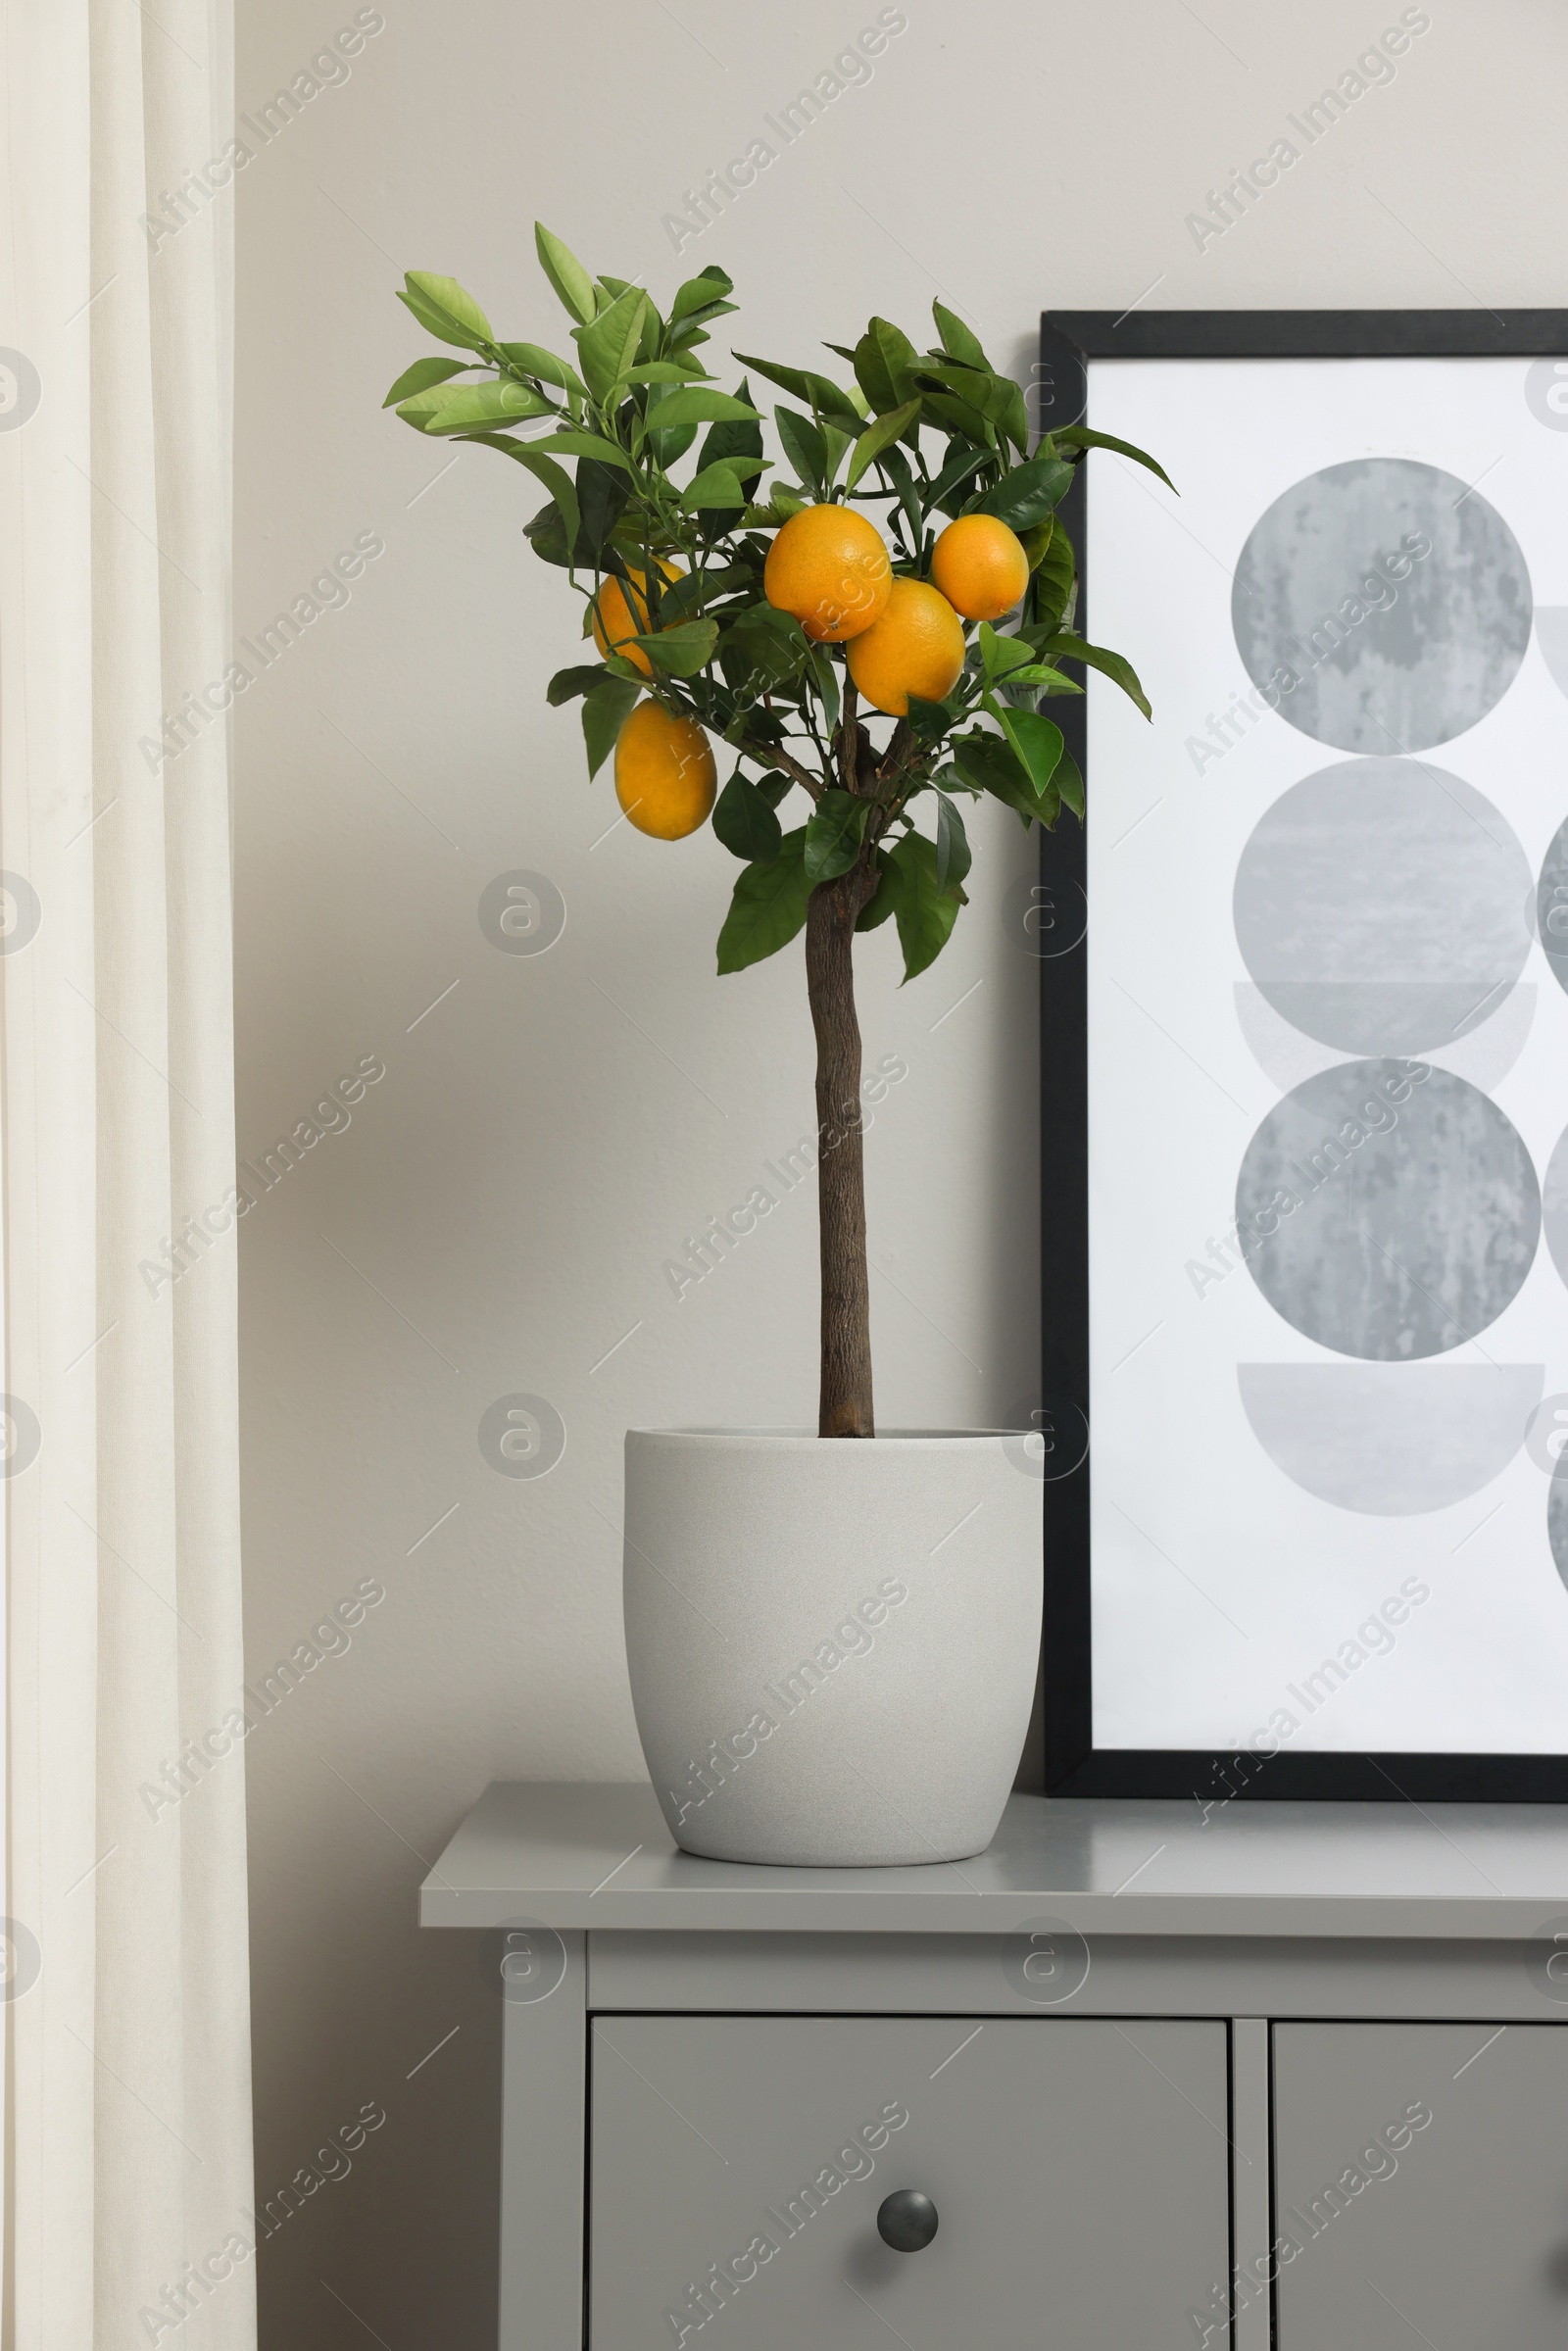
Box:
1036;307;1568;1801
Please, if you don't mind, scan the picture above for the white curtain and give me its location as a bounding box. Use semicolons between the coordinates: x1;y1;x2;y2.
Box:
0;2;255;2346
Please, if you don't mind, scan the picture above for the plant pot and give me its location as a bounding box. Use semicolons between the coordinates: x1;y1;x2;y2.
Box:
622;1427;1044;1867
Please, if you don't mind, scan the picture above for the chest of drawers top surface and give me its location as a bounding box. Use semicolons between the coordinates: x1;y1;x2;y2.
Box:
420;1781;1568;1939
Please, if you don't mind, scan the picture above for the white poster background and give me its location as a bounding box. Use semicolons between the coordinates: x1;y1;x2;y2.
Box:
1085;355;1568;1753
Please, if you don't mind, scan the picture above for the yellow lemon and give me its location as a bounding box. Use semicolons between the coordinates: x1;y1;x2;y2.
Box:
613;701;717;840
846;578;966;716
931;514;1030;621
763;506;893;642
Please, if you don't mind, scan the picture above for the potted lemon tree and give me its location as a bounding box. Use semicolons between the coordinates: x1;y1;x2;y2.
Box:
386;232;1164;1864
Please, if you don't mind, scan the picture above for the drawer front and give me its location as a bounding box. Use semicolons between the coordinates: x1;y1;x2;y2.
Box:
589;2014;1229;2349
1274;2022;1568;2347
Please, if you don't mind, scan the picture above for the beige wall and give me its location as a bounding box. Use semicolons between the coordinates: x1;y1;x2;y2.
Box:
231;0;1565;2339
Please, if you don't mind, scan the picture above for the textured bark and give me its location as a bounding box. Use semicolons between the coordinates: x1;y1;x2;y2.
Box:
806;866;876;1438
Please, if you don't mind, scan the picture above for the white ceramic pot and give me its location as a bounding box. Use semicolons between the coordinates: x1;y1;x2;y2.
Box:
623;1428;1043;1867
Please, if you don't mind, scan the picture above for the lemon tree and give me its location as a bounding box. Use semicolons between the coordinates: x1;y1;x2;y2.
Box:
385;228;1169;1437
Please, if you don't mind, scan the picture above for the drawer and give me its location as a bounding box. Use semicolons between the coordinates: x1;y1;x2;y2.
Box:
1274;2022;1568;2347
588;2014;1229;2348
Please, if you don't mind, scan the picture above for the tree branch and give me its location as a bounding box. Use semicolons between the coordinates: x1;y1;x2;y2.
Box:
839;676;859;795
738;737;823;800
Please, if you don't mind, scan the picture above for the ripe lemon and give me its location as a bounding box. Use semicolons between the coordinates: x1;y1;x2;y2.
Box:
613;701;717;840
930;514;1030;621
846;578;966;716
592;559;684;676
763;506;892;642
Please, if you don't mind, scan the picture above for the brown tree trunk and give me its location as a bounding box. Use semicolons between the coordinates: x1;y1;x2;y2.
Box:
806;868;875;1438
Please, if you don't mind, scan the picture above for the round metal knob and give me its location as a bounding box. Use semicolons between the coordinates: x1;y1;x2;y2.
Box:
876;2188;938;2252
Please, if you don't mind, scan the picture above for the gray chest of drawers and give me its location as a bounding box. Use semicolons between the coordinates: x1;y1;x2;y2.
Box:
423;1783;1568;2350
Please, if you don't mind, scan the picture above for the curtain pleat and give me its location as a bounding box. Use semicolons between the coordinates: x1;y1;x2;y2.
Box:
1;2;253;2344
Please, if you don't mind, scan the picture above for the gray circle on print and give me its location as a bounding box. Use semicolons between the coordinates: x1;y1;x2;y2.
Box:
1542;1124;1568;1291
1525;361;1568;432
1232;460;1531;753
1234;759;1532;1053
1536;817;1568;999
1236;1059;1539;1360
1551;1461;1568;1590
478;1394;565;1479
478;870;565;956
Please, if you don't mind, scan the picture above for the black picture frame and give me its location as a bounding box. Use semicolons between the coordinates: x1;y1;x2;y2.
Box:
1037;306;1568;1803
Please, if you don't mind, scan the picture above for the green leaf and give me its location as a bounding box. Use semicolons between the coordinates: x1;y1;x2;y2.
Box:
484;447;581;561
976;455;1074;530
643;407;699;467
724;604;808;688
496;341;586;395
1052;424;1176;493
903;692;962;750
774;406;827;500
997;378;1030;457
716;830;813;973
667;305;739;346
931;301;991;372
845;397;923;491
804;790;868;884
397;288;476;350
681;462;754;512
807;644;840;734
623;359;712;384
407;379;556;434
573;458;629;563
731;353;860;423
856;848;900;932
671;265;734;324
978;623;1038;681
696;381;764;472
546;664;610;707
933;790;972;893
919;389;994;444
950;729;1039;826
582;678;641;779
878;444;926;564
1028;514;1075;629
712;770;783;863
642;387;760;431
401;271;492;348
573;288;648;404
659;563;751;621
820;421;855;490
888;831;962;981
852;327;900;416
520;429;638;476
534;223;597;325
632;618;718;676
1054;745;1084;821
383;357;470;407
923;442;993;518
994;706;1066;801
1036;630;1152;719
868;318;920;408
